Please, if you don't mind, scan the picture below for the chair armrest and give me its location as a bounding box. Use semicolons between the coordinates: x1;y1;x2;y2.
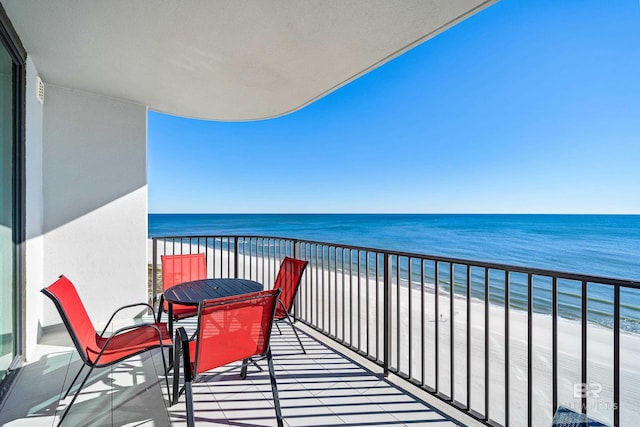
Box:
93;323;170;367
157;294;165;323
101;302;157;336
107;322;167;341
172;326;192;405
176;327;191;380
173;326;191;374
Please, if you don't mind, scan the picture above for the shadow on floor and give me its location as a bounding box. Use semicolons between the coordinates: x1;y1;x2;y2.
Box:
2;319;460;427
167;322;459;427
0;325;171;427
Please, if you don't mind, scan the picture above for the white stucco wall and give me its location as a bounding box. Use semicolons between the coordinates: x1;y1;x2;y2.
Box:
24;56;44;359
40;85;148;329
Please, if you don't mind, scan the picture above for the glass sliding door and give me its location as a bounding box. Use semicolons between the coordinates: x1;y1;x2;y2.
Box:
0;40;13;380
0;5;25;394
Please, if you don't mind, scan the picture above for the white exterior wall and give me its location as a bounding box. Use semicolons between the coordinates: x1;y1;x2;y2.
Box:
21;52;149;361
40;85;148;330
24;57;44;358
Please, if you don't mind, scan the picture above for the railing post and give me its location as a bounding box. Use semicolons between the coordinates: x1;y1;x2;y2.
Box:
614;284;620;427
233;237;239;278
292;240;300;320
383;252;392;377
152;238;158;309
581;280;588;414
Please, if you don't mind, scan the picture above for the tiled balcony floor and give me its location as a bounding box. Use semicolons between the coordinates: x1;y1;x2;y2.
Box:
0;319;471;426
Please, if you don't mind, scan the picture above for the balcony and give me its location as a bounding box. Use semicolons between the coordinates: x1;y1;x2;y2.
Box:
0;313;471;426
1;234;638;426
3;2;637;426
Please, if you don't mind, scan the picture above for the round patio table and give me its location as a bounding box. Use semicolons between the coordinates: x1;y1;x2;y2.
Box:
163;278;263;337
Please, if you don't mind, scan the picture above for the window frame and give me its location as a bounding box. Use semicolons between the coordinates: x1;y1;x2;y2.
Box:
0;2;26;403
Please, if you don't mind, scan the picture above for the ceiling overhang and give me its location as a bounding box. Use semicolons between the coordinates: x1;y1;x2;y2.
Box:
2;0;497;121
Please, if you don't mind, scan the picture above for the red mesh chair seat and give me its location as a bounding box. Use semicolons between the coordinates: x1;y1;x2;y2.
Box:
272;257;308;352
158;253;207;321
172;289;283;427
42;275;172;426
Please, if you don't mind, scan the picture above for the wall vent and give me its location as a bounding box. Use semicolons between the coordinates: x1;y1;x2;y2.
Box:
36;76;44;104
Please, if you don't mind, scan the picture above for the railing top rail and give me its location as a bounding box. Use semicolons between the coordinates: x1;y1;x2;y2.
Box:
151;234;640;288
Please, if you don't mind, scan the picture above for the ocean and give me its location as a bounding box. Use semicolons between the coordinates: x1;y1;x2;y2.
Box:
149;214;639;279
149;214;640;330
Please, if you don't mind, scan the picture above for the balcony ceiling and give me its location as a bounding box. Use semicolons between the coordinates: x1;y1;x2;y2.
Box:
2;0;495;121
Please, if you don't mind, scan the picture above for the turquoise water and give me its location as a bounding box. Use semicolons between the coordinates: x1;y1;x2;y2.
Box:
149;214;639;278
149;214;640;330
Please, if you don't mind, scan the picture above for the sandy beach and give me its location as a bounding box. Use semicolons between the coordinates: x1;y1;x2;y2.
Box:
149;239;640;426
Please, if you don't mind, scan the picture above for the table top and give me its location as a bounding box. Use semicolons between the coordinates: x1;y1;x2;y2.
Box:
163;278;263;306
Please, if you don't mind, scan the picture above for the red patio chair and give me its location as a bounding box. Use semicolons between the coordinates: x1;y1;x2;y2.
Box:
272;256;308;353
157;253;206;322
172;289;283;427
41;275;172;426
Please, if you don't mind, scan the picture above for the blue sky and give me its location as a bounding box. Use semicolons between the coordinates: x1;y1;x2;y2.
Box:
148;0;640;214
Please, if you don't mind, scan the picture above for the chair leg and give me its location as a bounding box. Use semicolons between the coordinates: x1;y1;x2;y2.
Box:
57;363;97;426
185;380;194;427
266;349;283;427
284;313;306;354
240;358;249;379
241;357;265;380
167;304;177;369
275;322;282;335
176;327;195;427
172;329;183;406
158;346;171;405
157;295;165;323
63;364;85;399
172;358;181;405
251;359;263;371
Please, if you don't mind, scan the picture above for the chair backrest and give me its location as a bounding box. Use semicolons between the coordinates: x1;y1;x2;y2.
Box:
272;257;308;318
193;289;280;375
41;275;100;365
161;253;206;308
